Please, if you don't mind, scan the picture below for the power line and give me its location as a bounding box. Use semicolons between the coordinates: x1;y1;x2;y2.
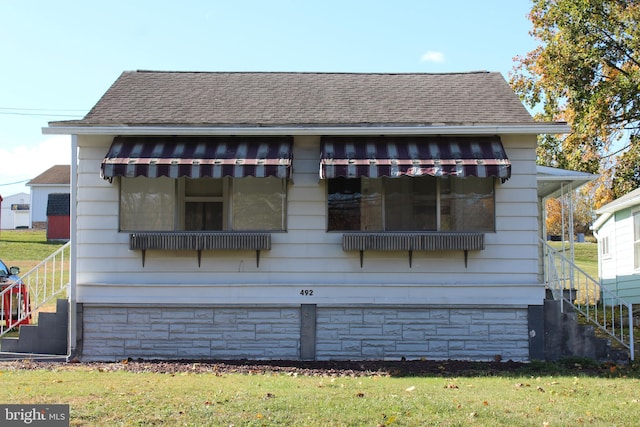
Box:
0;107;86;118
0;107;86;112
0;179;30;187
0;111;83;118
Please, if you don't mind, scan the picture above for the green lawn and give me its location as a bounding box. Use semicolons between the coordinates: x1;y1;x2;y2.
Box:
0;229;65;273
0;362;639;426
548;241;599;278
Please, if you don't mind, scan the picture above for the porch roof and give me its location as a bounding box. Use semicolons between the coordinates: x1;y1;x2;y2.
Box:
536;165;598;199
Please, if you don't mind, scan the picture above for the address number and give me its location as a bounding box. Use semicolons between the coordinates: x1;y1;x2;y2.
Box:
300;289;314;296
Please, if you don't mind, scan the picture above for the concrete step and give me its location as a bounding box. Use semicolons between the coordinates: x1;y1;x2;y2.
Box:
0;299;68;356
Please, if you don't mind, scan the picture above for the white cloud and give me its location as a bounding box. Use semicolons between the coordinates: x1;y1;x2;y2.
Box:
420;50;445;63
0;135;72;196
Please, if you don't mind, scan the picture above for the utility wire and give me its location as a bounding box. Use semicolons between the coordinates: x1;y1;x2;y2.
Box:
0;179;30;187
0;107;86;118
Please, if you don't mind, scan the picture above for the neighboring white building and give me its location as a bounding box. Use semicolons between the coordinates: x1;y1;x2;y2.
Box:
592;188;640;304
0;192;30;229
45;71;570;362
26;165;70;228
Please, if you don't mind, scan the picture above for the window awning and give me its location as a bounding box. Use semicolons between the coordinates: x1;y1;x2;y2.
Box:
101;136;293;180
320;136;511;181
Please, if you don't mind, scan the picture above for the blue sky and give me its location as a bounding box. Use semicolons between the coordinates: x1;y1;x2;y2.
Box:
0;0;537;197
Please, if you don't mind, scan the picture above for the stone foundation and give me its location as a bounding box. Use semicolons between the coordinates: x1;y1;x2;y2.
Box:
79;305;530;362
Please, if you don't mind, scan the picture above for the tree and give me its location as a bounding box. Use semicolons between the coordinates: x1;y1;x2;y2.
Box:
510;0;640;197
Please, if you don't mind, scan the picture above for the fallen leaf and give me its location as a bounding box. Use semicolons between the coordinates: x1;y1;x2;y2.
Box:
537;386;545;392
355;392;365;398
445;383;458;389
483;400;489;406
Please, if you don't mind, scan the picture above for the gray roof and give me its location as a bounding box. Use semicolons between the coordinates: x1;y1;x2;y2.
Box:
46;193;70;216
51;71;535;128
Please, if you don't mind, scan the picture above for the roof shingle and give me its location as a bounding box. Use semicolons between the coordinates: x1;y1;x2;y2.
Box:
52;71;534;128
27;165;71;185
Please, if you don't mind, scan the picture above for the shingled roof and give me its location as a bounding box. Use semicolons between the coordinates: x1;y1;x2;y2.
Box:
51;71;535;128
27;165;71;186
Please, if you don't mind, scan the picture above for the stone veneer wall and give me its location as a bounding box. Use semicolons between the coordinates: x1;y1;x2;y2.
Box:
79;305;530;362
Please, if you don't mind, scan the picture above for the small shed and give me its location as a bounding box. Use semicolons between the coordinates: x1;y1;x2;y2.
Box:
46;193;70;241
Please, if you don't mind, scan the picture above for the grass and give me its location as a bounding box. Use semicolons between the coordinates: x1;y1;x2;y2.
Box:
1;363;640;426
548;241;599;278
0;230;68;321
0;229;65;273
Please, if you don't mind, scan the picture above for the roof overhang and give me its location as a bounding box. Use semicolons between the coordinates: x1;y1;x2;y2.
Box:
43;123;570;137
592;188;640;231
537;165;598;199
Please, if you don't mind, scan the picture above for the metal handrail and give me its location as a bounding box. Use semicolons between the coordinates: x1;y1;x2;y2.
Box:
541;239;634;360
0;242;70;337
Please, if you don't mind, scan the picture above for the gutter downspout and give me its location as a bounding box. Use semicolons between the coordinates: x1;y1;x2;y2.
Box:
67;135;78;361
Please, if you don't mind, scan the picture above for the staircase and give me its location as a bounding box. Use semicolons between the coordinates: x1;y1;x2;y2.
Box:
1;299;68;356
0;242;70;358
541;239;635;361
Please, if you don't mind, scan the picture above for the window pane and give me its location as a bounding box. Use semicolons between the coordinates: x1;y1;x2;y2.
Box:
120;177;175;231
361;178;383;231
185;202;223;230
185;178;223;197
184;178;224;230
232;178;286;231
384;176;437;231
328;178;362;231
441;177;494;232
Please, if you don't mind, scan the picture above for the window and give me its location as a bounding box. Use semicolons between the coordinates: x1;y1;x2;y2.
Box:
120;177;287;232
327;176;494;232
600;235;611;259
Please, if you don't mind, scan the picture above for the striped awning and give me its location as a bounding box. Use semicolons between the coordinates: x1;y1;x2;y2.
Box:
320;136;511;181
101;136;293;180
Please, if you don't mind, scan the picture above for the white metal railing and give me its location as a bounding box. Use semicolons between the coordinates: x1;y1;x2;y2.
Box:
541;239;634;360
0;242;70;337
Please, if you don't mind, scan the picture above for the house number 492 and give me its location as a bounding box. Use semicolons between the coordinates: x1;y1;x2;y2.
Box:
300;289;314;296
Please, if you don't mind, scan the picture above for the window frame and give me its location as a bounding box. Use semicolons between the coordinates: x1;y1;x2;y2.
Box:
119;176;287;233
326;176;496;233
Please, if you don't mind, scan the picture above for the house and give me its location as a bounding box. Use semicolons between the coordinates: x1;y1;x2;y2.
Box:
592;187;640;304
44;71;569;362
26;165;70;229
0;192;30;229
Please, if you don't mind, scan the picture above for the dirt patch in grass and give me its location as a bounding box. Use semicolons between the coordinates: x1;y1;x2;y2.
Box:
1;357;635;378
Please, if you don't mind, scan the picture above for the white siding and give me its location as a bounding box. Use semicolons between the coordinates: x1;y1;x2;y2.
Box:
30;185;70;223
74;134;542;306
0;192;30;229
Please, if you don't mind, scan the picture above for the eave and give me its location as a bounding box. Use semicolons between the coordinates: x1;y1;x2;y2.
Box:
43;123;570;136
